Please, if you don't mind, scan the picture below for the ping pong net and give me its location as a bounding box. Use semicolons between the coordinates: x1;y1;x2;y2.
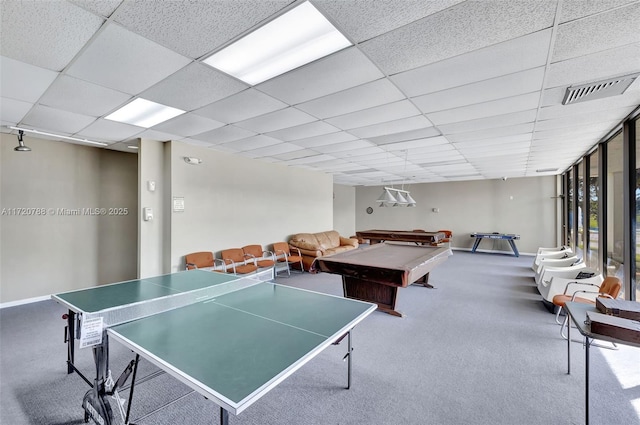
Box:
83;269;273;330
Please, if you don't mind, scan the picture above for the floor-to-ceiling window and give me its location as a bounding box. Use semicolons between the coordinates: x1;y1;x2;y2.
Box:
606;131;624;290
587;150;600;270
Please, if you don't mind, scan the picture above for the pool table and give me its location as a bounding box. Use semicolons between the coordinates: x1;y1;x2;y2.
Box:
314;243;452;317
356;229;446;245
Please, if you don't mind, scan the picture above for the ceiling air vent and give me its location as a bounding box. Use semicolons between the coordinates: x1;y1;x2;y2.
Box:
562;73;639;105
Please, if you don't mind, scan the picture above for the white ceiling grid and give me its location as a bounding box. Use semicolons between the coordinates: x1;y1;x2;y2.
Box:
1;0;639;186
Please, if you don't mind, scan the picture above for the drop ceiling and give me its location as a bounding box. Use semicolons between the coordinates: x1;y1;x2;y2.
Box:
1;0;639;186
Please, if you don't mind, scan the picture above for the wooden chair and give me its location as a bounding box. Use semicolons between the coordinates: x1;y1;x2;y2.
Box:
220;248;258;275
242;245;275;270
185;251;225;271
272;242;303;276
552;276;621;339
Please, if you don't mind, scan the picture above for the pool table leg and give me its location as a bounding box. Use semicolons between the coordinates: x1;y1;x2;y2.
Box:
414;273;434;288
342;276;404;317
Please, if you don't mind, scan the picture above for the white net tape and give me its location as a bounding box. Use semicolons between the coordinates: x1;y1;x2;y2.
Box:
84;268;273;328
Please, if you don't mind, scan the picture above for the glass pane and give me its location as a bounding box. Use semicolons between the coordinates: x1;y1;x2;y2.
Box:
577;162;584;259
635;119;640;302
606;131;624;295
568;169;574;250
587;150;599;270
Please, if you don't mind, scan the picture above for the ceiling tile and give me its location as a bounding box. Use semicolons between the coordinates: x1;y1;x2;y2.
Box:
22;105;96;134
258;47;384;104
325;100;421;130
538;91;640;121
535;107;633;131
412;67;545;114
291;131;358;148
0;56;58;103
234;108;317;133
0;1;103;71
367;127;442;145
427;92;540;125
313;140;375;154
391;29;551;97
271;149;320;161
553;2;640;62
348;115;433;138
454;134;533;149
446;123;535;143
361;1;556;75
77;119;143;142
194;89;287;123
316;0;464;43
1;97;33;124
70;0;122;18
297;79;406;119
140;62;247;111
152;113;225;137
546;42;640;89
39;75;132;117
438;109;537;134
243;142;302;158
282;153;337;165
382;136;452;152
192;125;256;145
221;135;283;152
112;0;289;59
266;121;340;142
66;23;191;95
559;0;637;23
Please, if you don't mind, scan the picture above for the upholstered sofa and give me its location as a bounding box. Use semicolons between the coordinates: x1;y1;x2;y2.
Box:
288;230;358;271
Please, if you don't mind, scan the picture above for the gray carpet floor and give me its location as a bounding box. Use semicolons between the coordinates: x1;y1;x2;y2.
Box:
1;251;638;425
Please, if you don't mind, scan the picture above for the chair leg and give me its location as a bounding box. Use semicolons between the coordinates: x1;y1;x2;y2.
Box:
560;315;569;339
555;306;564;325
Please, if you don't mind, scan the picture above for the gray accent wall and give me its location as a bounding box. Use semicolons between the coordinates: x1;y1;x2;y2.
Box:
0;134;137;303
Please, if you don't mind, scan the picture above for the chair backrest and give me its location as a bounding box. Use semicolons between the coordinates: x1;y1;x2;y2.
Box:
242;244;263;258
599;276;621;298
272;242;290;255
221;248;245;263
185;251;214;269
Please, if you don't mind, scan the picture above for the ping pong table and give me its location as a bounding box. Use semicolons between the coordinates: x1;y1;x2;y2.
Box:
470;232;520;257
52;269;376;425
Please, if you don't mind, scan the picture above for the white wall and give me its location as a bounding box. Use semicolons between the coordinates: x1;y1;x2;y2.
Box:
143;141;334;272
355;176;557;255
138;139;166;278
0;134;137;303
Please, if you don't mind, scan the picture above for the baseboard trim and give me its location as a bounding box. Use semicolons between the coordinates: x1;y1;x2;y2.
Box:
0;295;50;309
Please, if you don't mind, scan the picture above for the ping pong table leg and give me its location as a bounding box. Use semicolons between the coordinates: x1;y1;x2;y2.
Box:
65;310;76;374
508;239;520;257
471;237;481;253
585;338;591;425
220;407;229;425
347;331;352;389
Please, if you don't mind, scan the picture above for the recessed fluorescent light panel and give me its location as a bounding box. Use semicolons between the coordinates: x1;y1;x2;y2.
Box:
203;1;352;85
105;98;186;128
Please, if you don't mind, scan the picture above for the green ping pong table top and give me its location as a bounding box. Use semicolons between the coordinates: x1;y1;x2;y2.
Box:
108;282;375;414
52;270;238;313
